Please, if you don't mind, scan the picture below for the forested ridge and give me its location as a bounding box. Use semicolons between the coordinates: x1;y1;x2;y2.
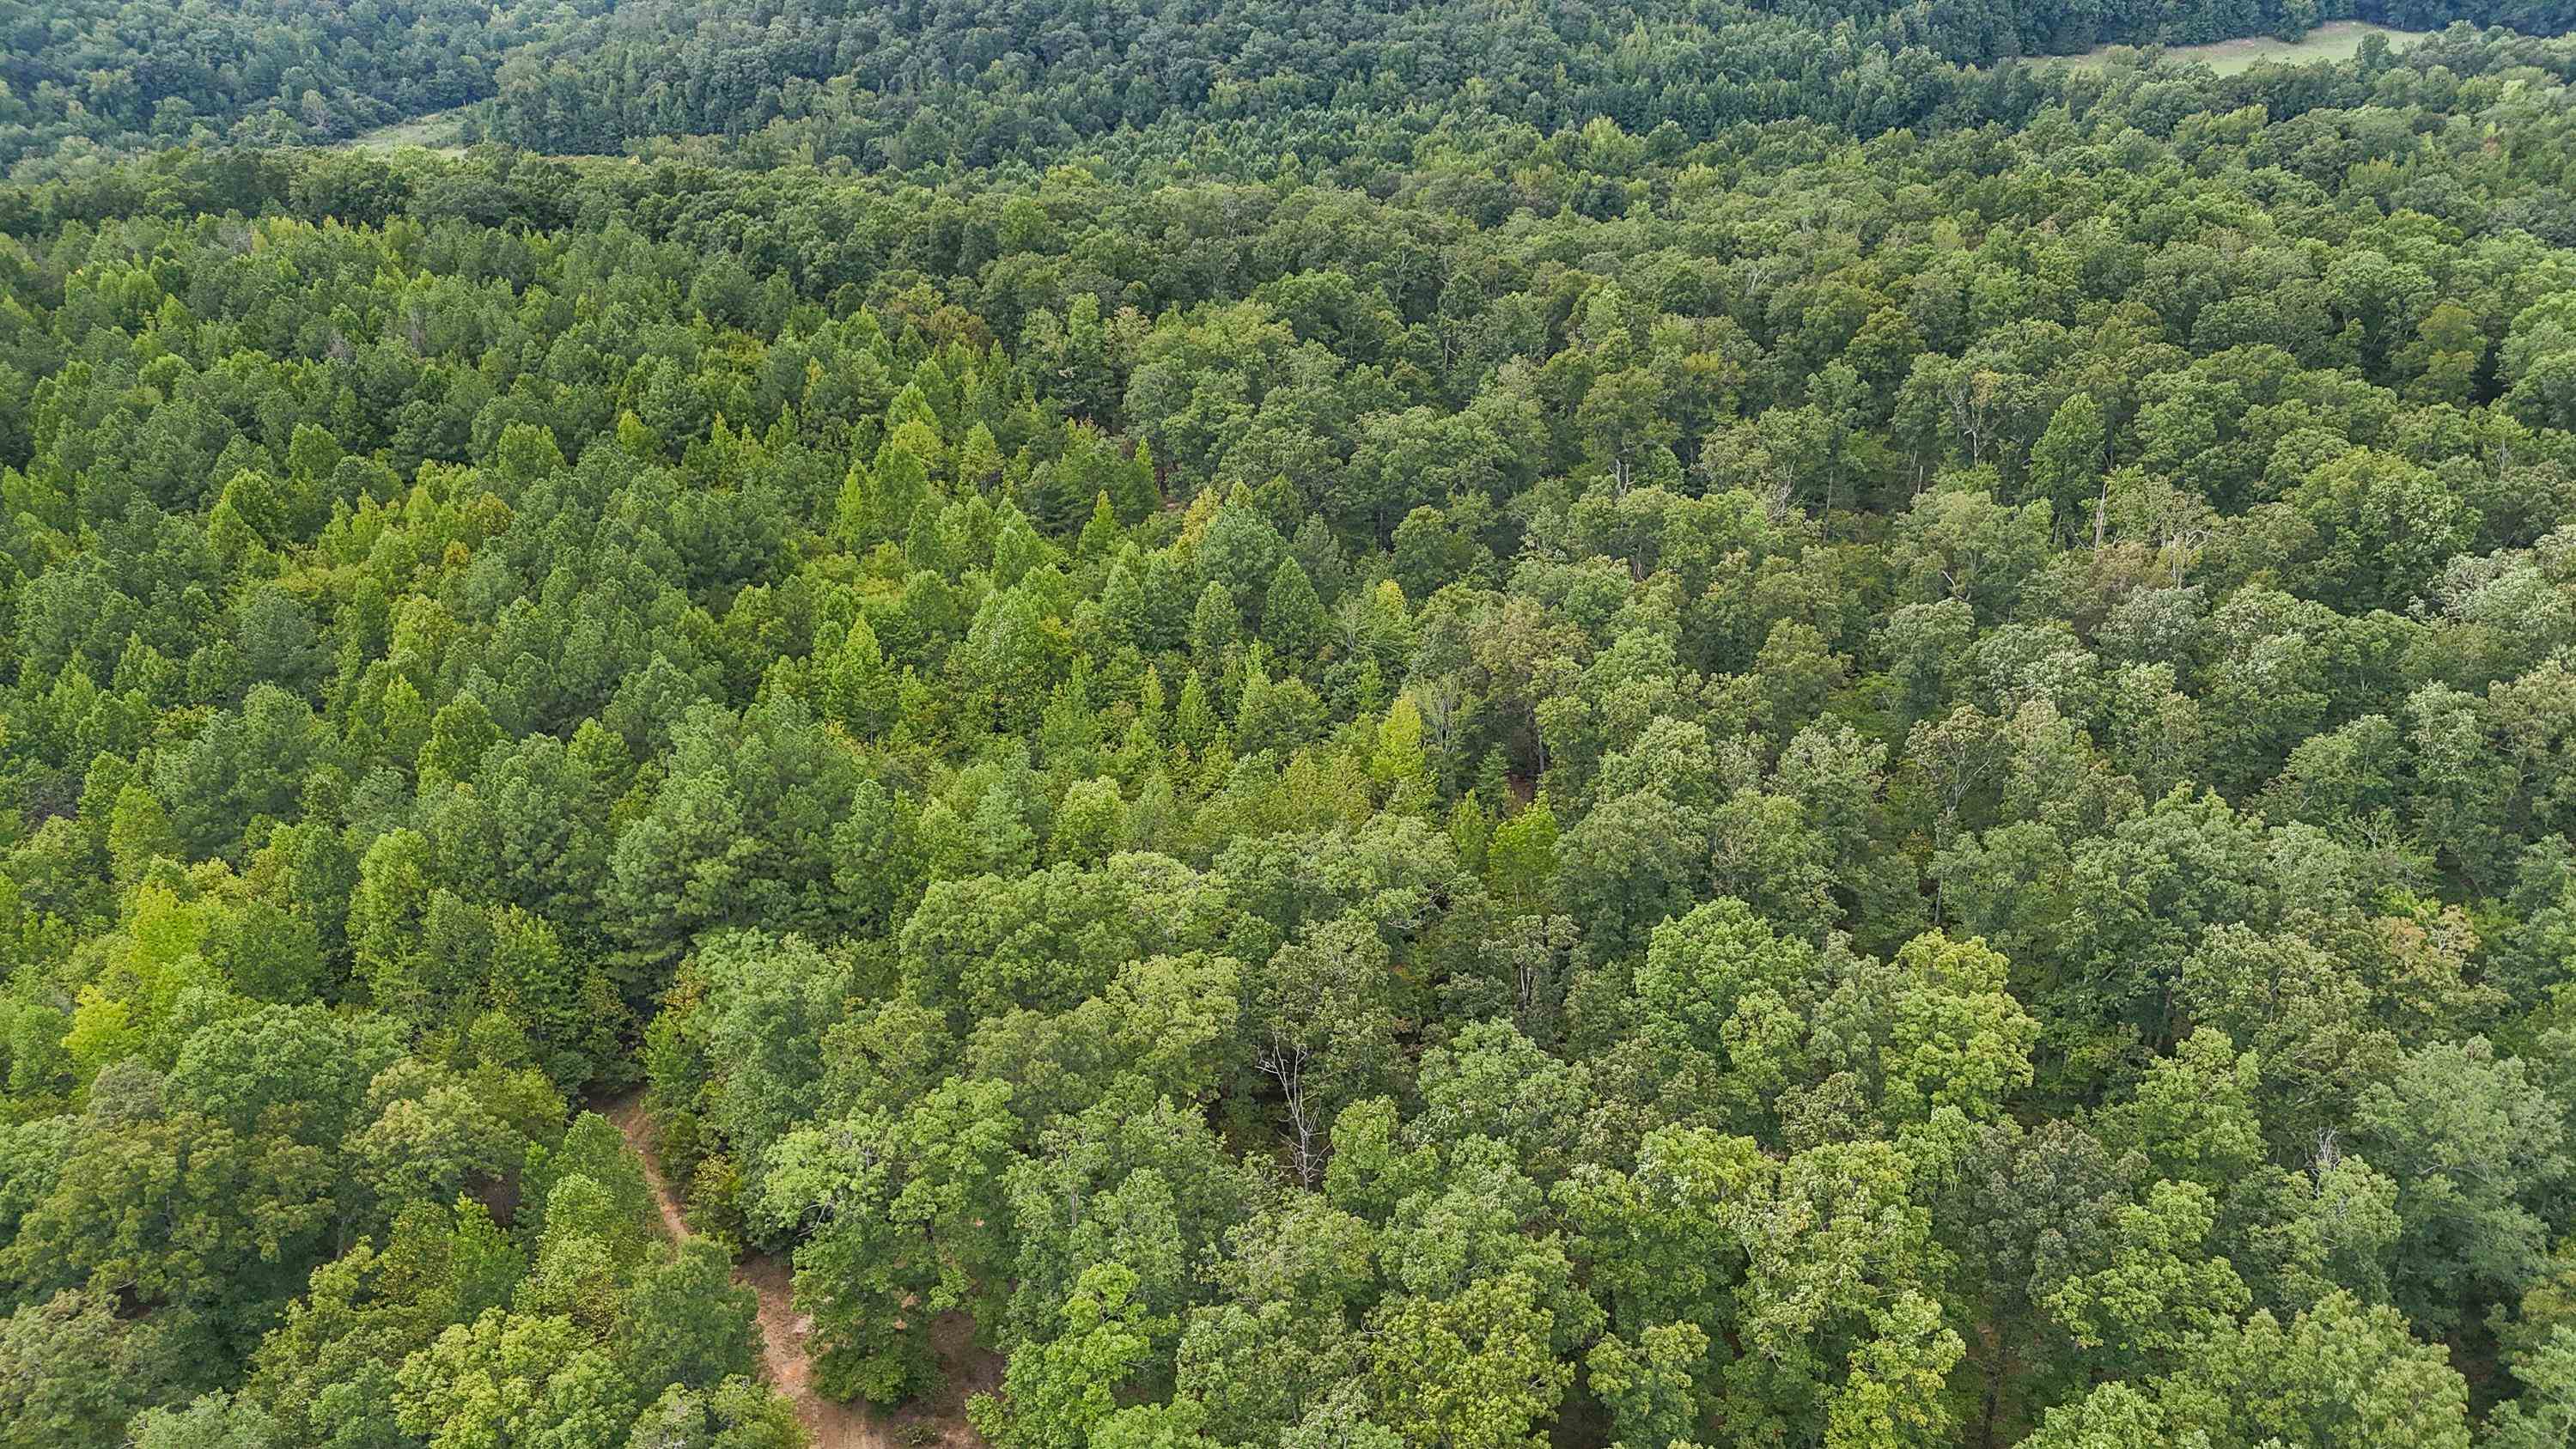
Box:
8;7;2576;1449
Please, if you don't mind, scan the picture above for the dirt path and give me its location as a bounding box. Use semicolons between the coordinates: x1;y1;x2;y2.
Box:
598;1092;994;1449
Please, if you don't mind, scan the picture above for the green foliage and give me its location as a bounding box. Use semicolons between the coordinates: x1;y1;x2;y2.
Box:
7;15;2576;1446
0;1291;170;1448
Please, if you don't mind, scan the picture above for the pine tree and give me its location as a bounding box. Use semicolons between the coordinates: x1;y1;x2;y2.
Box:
1039;661;1103;776
377;675;435;766
992;503;1054;588
1142;551;1196;651
1118;438;1161;522
1126;768;1182;852
419;694;503;789
833;459;876;549
1173;670;1219;758
868;436;935;545
1373;694;1435;812
821;616;898;739
1129;661;1168;744
2030;391;2109;533
1190;582;1238;667
1262;557;1325;666
1449;793;1495;876
969;784;1037;878
1078;491;1124;562
905;496;961;575
1097;553;1149;649
616;410;663;461
958;422;1005;492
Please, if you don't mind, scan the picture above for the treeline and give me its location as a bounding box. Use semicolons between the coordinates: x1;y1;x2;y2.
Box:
7;22;2576;1447
15;20;2576;247
470;0;2568;162
5;0;2564;180
477;0;1937;160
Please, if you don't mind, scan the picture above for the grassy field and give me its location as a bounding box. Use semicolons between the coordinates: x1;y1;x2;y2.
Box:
2055;20;2429;76
344;108;470;156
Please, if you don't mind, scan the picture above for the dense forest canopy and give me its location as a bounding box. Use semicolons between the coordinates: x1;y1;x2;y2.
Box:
8;3;2576;1449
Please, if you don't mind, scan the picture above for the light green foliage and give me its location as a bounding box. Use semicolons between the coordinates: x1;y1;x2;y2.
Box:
624;1377;805;1449
1367;1273;1574;1449
758;1077;1018;1403
979;1263;1168;1449
1635;898;1815;1064
1586;1320;1708;1446
1484;796;1559;911
1877;931;2038;1128
393;1308;634;1449
1262;558;1326;664
2039;1180;2250;1379
2028;1292;2471;1449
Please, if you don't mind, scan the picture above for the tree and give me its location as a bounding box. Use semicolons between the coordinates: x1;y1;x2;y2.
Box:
165;1005;398;1149
2354;1038;2569;1331
1485;798;1559;912
5;1103;339;1350
2029;392;2108;533
1930;1118;2140;1445
755;1078;1017;1403
1577;368;1675;496
1190;582;1239;667
819;616;898;740
417;694;502;789
1556;1125;1763;1340
1368;1273;1574;1449
605;698;864;983
624;1376;801;1449
0;1291;168;1449
1721;1142;1958;1448
979;1263;1167;1449
2028;1293;2470;1449
127;1391;278;1449
1247;919;1399;1188
1877;931;2037;1129
1633;897;1815;1067
1263;559;1326;666
618;1239;760;1396
1371;695;1435;812
2486;1326;2576;1449
1557;790;1709;961
106;782;182;887
2094;1028;2264;1191
2038;1180;2250;1383
1585;1321;1708;1446
1827;1291;1964;1449
2282;449;2473;613
393;1309;636;1449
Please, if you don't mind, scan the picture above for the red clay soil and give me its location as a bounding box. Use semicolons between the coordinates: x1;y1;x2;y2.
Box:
597;1092;999;1449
